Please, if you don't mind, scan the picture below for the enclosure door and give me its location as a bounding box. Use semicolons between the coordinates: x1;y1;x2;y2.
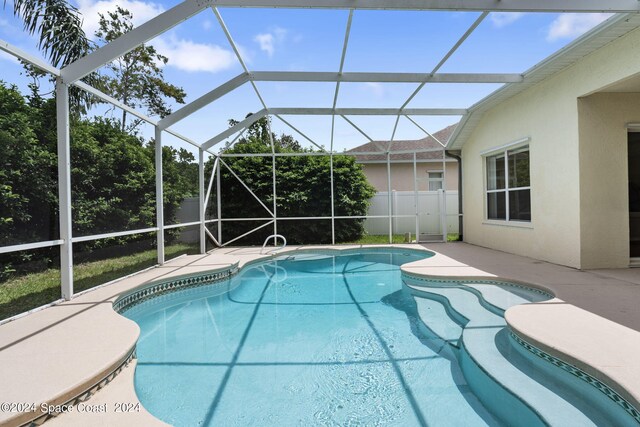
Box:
415;172;445;242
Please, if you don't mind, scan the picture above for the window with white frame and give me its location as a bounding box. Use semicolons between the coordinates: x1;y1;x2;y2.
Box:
428;171;444;191
485;145;530;222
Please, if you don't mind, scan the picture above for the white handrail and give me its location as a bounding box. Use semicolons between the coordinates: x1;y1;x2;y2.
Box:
261;234;287;254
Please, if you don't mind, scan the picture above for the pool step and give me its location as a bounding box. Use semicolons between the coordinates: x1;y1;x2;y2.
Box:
406;282;601;427
463;283;548;311
414;297;464;348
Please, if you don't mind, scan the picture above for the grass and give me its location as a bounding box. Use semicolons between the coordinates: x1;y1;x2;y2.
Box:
448;233;460;242
0;233;462;321
0;243;198;321
347;234;409;244
348;233;461;244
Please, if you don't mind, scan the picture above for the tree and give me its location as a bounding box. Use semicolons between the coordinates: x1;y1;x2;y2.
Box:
6;0;100;113
6;0;91;68
0;83;191;278
95;7;186;132
207;115;375;245
0;84;58;278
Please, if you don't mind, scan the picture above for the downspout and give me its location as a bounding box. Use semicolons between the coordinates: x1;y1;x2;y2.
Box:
445;150;463;241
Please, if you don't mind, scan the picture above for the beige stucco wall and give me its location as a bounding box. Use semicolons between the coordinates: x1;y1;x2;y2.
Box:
362;162;458;192
578;93;640;268
461;26;640;269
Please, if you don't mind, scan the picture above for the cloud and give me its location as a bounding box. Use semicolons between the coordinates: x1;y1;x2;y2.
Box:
254;26;288;57
202;20;213;31
254;33;275;57
153;36;237;73
362;82;384;97
490;12;524;28
77;0;165;37
547;13;612;42
77;1;236;73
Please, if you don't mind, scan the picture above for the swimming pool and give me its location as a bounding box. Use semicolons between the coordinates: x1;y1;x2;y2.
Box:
121;249;636;426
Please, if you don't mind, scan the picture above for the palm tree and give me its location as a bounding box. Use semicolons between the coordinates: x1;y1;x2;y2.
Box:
7;0;91;67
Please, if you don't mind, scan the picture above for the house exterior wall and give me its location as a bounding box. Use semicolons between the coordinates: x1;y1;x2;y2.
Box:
461;26;640;269
361;162;458;192
578;93;640;268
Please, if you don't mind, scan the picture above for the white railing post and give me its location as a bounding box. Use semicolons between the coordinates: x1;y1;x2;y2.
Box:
439;188;447;242
387;152;392;243
155;126;164;264
216;156;222;244
330;154;335;244
56;78;73;300
198;148;206;254
414;152;419;243
393;190;398;235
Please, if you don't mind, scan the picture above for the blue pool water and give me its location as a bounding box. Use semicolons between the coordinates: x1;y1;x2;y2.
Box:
122;249;635;427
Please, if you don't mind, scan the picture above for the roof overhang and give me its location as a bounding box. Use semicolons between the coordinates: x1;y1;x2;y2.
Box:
446;13;640;150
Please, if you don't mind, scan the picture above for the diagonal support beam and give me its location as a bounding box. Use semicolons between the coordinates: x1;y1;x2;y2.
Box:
340;115;387;152
74;80;156;124
158;73;249;129
202;109;268;150
340;115;372;142
220;220;274;248
204;156;219;208
0;42;202;150
221;127;249;152
205;226;220;247
62;0;211;83
220;158;275;217
404;115;446;146
74;81;200;149
274;115;326;152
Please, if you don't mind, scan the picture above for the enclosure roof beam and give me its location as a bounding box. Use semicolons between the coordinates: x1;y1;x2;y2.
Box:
270;108;467;116
190;0;638;12
0;39;60;76
60;0;631;84
61;0;211;83
0;39;200;148
73;81;200;148
158;73;249;130
250;71;523;84
201;109;268;150
74;81;156;125
164;128;201;148
331;9;354;152
399;12;489;113
212;7;268;110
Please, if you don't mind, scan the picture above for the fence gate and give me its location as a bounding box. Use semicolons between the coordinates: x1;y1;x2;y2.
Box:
363;190;458;242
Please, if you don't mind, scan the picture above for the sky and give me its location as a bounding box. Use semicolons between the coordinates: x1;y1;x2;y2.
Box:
0;1;614;156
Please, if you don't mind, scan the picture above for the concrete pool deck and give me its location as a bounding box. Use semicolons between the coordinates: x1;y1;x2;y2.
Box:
0;242;638;426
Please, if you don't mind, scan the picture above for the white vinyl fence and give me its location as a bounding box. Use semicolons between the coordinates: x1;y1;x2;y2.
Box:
364;190;459;238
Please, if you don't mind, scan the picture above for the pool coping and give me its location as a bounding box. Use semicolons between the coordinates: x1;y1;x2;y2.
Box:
1;243;639;426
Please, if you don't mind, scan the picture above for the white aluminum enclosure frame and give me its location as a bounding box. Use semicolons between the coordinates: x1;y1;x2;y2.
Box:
0;3;634;308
